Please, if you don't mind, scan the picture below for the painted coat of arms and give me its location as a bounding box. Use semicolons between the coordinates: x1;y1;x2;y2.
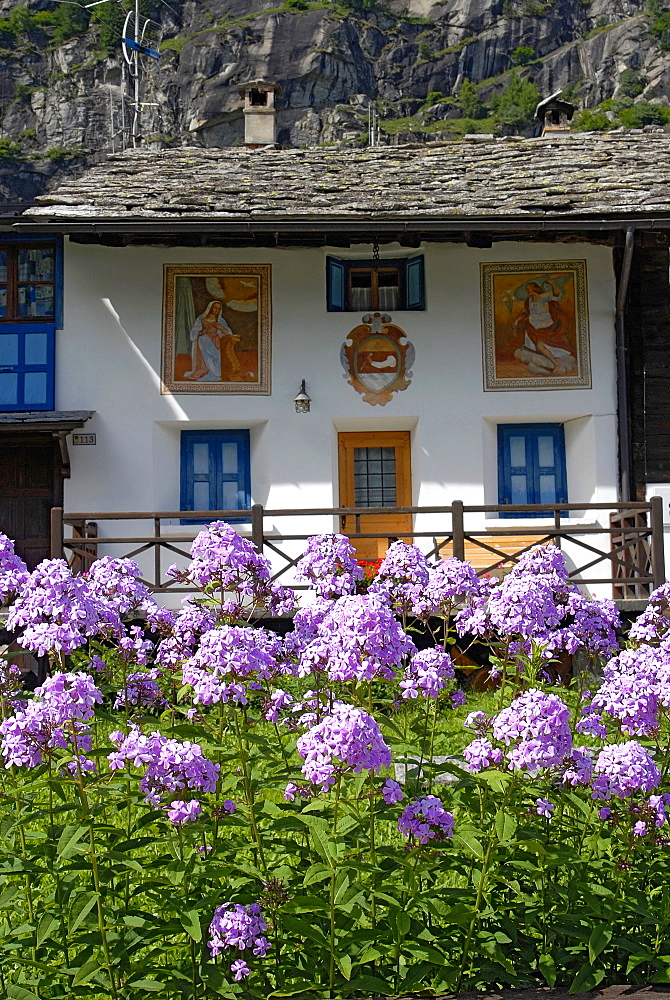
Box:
340;313;415;406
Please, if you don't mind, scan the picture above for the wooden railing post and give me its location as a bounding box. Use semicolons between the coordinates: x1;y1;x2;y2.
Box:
452;500;465;561
50;506;64;559
251;504;264;554
154;517;161;590
650;495;666;589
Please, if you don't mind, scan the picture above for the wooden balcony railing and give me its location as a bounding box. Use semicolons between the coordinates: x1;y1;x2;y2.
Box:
50;498;666;602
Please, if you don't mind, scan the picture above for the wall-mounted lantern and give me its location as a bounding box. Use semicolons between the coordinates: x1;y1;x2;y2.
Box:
293;379;311;413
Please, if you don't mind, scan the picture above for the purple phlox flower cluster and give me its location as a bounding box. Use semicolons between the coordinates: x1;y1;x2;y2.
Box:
167;798;202;825
108;725;219;808
398;794;455;844
84;557;154;617
589;645;670;736
285;689;326;729
463;738;503;772
0;671;102;770
298;594;415;683
7;559;119;656
421;557;483;620
208;903;271;968
487;574;563;639
0;533;28;605
182;626;281;706
648;793;670;827
231;960;250;980
382;778;404;804
167;521;295;615
283;781;313;801
540;590;620;658
117;625;154;665
560;746;594;786
264;688;293;723
296;702;392;789
155;604;217;671
465;710;491;733
0;659;23;705
222;798;236;814
114;669;168;712
294;534;363;599
633;820;647;837
451;690;467;707
536;797;555;819
283;598;333;661
629;582;670;644
399;646;455;700
509;543;570;582
144;604;176;635
368;541;430;615
490;688;573;772
591;741;661;799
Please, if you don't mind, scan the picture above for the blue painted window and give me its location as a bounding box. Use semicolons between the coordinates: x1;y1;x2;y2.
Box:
180;430;251;523
498;424;567;517
326;255;425;311
0;238;62;411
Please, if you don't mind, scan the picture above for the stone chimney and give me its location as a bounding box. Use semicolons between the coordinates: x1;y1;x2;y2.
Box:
238;81;281;147
535;90;575;136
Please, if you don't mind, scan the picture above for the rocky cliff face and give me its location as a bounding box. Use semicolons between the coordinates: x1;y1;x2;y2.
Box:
0;0;668;205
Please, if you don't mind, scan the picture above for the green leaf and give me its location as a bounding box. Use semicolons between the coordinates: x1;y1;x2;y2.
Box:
72;957;101;987
57;824;89;859
588;922;612;963
8;988;41;1000
126;980;166;992
569;963;605;994
455;830;484;858
494;810;517;845
68;891;98;934
303;863;332;886
310;827;335;866
397;911;411;937
538;953;556;986
181;909;202;943
335;953;352;980
37;913;59;946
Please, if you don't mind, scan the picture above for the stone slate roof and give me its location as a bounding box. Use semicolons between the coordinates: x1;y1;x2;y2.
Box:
24;131;670;223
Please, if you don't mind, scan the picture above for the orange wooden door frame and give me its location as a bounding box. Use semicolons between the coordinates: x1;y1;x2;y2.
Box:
338;431;413;559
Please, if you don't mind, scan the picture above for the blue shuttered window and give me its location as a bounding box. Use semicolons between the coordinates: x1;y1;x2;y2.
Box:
180;430;251;524
326;255;425;311
0;239;62;411
498;424;567;518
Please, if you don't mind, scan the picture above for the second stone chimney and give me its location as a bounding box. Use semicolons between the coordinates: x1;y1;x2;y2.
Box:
238;81;281;147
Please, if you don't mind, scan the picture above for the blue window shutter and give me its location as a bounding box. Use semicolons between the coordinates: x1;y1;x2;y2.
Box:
498;424;567;518
404;255;425;310
181;430;251;524
326;257;347;312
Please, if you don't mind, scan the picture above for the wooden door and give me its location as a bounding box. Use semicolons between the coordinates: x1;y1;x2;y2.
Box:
338;431;412;560
0;434;61;569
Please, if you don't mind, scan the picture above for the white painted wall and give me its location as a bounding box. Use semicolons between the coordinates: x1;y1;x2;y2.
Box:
58;239;618;597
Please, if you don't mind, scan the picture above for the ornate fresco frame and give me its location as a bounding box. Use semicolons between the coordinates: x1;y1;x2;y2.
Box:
481;259;591;391
161;264;271;395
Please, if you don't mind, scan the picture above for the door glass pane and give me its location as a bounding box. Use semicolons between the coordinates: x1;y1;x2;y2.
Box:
0;335;18;366
193;481;210;511
0;287;6;318
511;474;528;505
0;250;7;282
353;446;397;507
509;435;526;468
18;248;54;281
34;285;54;317
0;373;18;405
23;372;47;406
537;435;555;468
221;442;238;474
539;474;557;504
24;333;47;366
192;442;209;475
221;481;239;509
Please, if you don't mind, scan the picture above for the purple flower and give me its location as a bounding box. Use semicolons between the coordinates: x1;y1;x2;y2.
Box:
561;746;594;786
598;806;611;820
156;604;217;671
463;737;503;772
421;557;483;619
264;688;293;723
509;543;570;585
400;646;455;700
368;541;430;615
223;799;236;814
398;794;455;844
590;646;669;735
451;690;467;707
108;726;219;808
633;820;648;837
284;782;298;801
183;626;281;706
84;556;154;617
7;559;119;656
295;534;363;599
296;702;391;789
208;902;270;960
299;594;415;683
382;778;404;804
231;960;250;981
464;710;490;733
591;741;661;800
536;797;555;819
554;591;620;657
492;688;572;772
0;533;28;605
487;574;562;639
114;670;167;712
167;798;202;825
629;582;670;643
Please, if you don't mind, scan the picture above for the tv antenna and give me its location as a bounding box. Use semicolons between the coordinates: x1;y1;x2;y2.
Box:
85;0;161;148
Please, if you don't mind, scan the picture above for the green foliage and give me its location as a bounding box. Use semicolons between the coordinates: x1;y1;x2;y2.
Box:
13;83;34;103
618;68;646;97
45;145;84;162
617;100;670;126
649;8;670;48
457;78;487;119
0;138;21;161
491;71;540;129
283;0;311;9
418;40;434;60
421;90;446;108
0;2;89;49
572;108;611;131
510;45;537;65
